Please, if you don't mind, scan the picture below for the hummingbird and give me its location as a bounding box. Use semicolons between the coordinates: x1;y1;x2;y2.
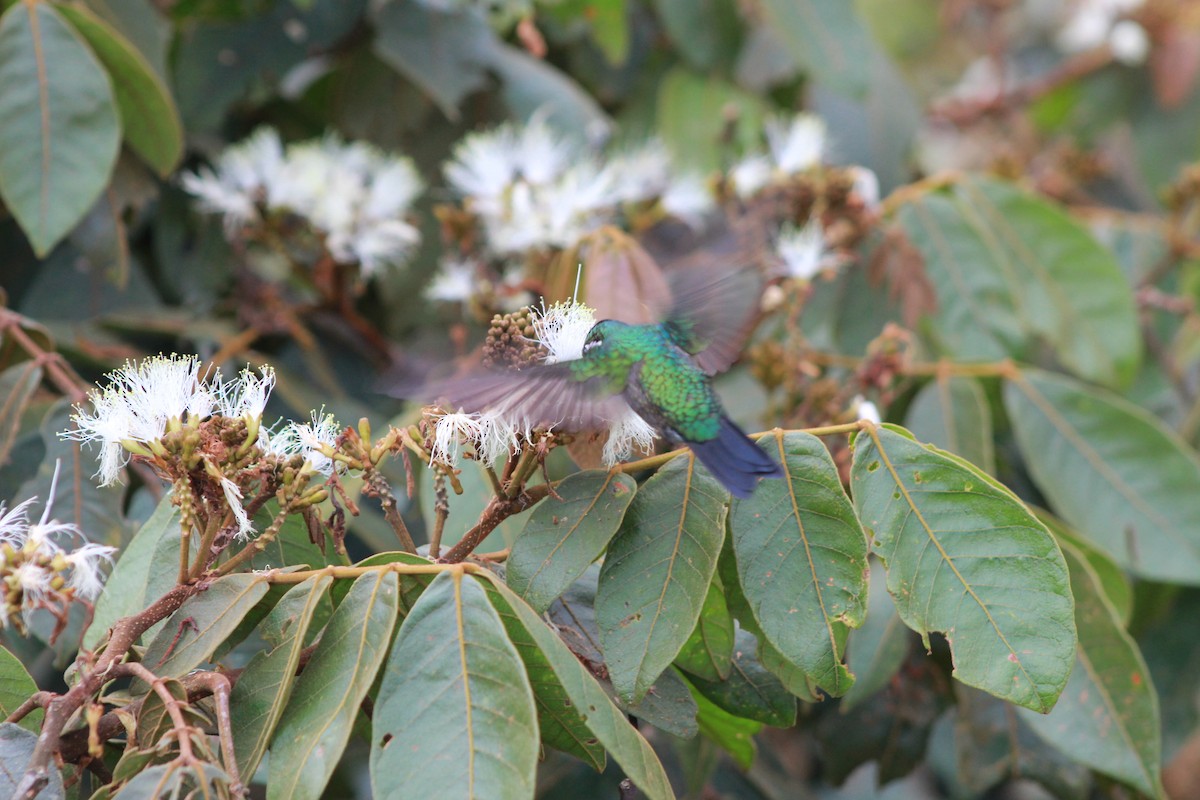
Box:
409;267;784;498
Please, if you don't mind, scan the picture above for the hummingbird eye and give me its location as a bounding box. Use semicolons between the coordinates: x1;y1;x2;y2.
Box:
582;336;602;354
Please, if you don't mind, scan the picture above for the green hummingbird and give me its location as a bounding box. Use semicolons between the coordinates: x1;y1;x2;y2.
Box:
412;268;784;498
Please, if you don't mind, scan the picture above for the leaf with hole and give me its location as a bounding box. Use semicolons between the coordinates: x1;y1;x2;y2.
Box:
850;425;1076;712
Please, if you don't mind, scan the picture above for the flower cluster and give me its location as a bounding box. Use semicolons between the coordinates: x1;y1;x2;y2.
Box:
63;355;341;540
729;113;829;199
181;128;424;276
426;301;657;468
1056;0;1149;66
443;115;715;259
0;465;116;632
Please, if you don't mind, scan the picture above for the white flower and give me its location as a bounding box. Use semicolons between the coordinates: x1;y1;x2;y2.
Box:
0;497;36;547
348;219;421;276
426;258;478;304
215;365;276;421
602;407;657;466
606;140;672;205
65;355;209;485
364;159;424;220
533;301;598;364
855;396;882;425
430;412;485;467
775;220;830;281
180;128;285;230
730;155;773;199
64;543;116;600
848;166;881;211
1109;19;1149;65
267;411;342;475
1056;0;1146;55
219;476;254;540
661;173;716;227
13;563;52;604
765;113;827;174
475;411;521;467
445;125;520;203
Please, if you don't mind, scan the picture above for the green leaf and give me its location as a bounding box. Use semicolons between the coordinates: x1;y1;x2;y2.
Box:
486;42;612;135
267;570;398;800
953;686;1092;799
1036;510;1133;627
674;575;734;682
1006;368;1200;584
841;561;912;710
0;2;120;255
904;377;996;474
481;579;606;771
596;454;728;704
651;0;739;71
83;494;179;650
0;723;62;799
850;425;1077;712
231;575;333;782
609;666;698;739
477;574;674;800
758;0;876;98
896;175;1140;388
689;684;761;770
585;0;628;65
1020;540;1164;798
140;573;269;679
656;68;767;172
507;470;636;613
370;3;491;120
332;551;435;613
0;646;40;733
729;431;868;696
371;571;538;799
688;628;796;727
55;4;182;176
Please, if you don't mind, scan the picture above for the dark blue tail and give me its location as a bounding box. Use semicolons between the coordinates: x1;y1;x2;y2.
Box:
688;416;784;498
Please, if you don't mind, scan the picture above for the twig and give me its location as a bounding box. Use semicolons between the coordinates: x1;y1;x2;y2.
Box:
430;472;449;560
361;468;416;553
110;662;197;763
188;672;242;793
441;483;551;564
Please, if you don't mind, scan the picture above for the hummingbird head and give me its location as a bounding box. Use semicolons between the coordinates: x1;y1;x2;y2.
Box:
581;319;631;359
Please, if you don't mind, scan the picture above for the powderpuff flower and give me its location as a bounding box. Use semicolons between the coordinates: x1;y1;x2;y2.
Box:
65;543;117;600
775;220;831;281
266;411;343;475
765;113;827;174
602;408;657;466
854;396;882;425
426;258;479;304
533;301;598;364
430;412;485;467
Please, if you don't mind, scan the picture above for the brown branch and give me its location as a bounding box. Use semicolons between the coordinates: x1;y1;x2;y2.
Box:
110;662;197;763
440;483;550;564
15;583;197;799
361;468;416;553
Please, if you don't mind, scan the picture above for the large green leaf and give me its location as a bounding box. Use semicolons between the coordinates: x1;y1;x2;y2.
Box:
0;723;62;799
651;0;739;71
230;575;333;781
479;575;674;800
729;431;867;696
267;570;398;800
1037;510;1132;627
83;494;179;650
370;2;492;120
55;4;181;176
0;2;120;255
688;628;796;727
656;68;767;171
481;579;606;771
841;561;911;710
0;646;39;733
1020;541;1164;798
850;425;1076;712
689;683;761;771
139;573;269;679
905;376;995;474
596;454;728;704
507;470;636;613
674;575;734;682
1006;368;1200;584
896;175;1140;388
758;0;876;98
370;571;538;800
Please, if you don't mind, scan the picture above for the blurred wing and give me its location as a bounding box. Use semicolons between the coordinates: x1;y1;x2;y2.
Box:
413;363;630;431
662;266;764;375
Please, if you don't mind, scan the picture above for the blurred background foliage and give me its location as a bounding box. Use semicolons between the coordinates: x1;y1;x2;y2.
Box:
4;0;1200;797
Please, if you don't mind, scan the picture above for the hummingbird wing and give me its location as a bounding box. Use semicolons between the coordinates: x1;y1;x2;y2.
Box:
412;363;631;432
661;266;763;376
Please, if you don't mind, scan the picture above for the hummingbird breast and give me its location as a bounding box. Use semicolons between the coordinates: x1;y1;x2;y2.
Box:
622;335;722;443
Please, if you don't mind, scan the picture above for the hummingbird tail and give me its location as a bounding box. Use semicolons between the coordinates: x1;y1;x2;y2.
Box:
689;415;784;499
